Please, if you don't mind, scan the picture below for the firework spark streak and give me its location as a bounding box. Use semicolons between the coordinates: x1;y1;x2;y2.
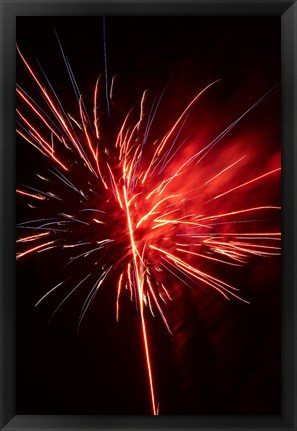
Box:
16;39;281;414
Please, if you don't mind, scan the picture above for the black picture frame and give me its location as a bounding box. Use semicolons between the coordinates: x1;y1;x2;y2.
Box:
1;1;296;430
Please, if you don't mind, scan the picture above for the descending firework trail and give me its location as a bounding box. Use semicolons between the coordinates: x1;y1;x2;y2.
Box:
16;42;281;414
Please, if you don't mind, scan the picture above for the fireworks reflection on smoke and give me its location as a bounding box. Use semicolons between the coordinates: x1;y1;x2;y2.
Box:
16;18;281;415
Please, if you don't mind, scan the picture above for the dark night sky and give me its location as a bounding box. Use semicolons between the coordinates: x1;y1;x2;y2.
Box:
16;16;281;415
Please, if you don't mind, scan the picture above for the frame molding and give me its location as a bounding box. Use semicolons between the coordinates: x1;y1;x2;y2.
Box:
1;1;296;430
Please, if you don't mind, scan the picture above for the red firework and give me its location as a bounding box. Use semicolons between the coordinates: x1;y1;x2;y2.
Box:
16;31;281;415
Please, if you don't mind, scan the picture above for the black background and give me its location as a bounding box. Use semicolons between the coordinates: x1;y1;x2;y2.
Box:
16;16;281;415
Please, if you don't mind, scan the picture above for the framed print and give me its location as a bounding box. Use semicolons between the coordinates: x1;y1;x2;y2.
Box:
1;1;296;430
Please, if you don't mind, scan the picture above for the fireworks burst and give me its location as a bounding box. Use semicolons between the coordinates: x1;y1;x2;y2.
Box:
16;25;281;415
